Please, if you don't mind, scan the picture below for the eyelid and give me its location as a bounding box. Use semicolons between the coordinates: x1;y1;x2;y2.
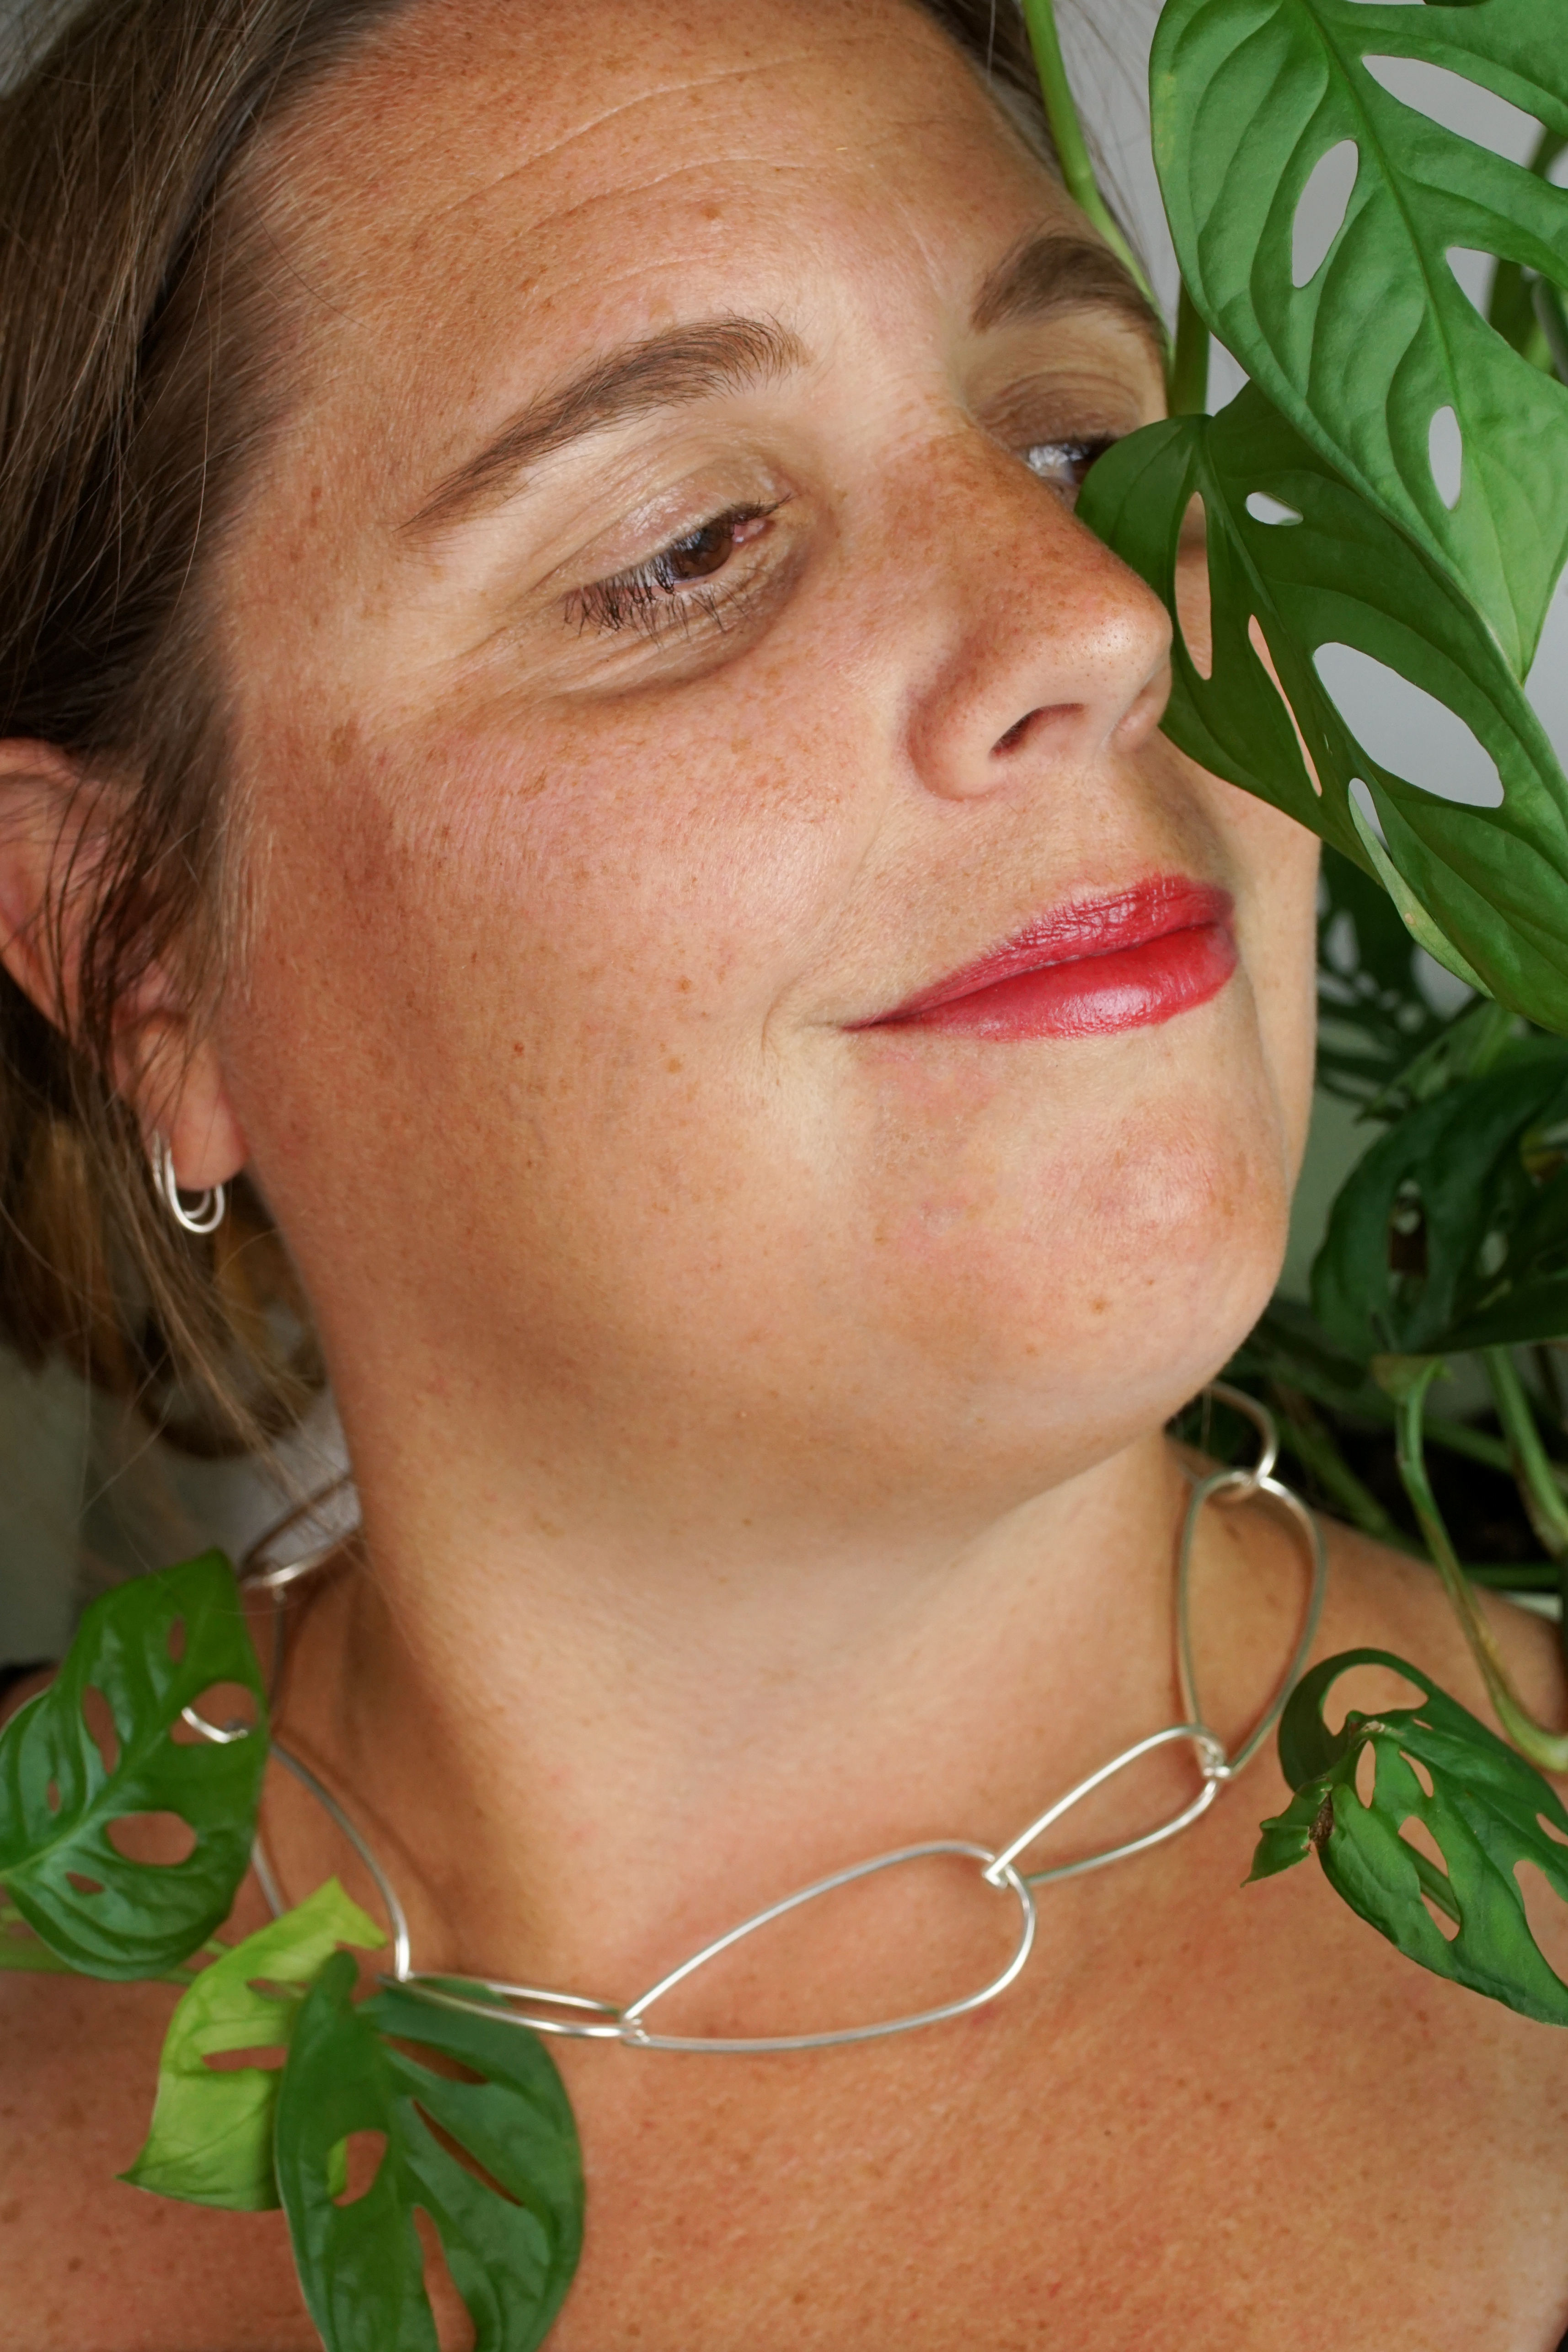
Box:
567;495;793;644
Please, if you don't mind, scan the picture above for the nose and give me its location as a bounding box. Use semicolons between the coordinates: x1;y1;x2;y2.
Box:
891;430;1174;802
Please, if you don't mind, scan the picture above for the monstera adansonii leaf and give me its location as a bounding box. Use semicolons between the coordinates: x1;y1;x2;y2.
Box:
1310;1045;1568;1358
1252;1646;1568;2025
0;1554;267;1979
1151;0;1568;675
1077;386;1568;1029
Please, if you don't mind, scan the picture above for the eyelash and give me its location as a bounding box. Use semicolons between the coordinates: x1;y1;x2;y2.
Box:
566;438;1115;646
569;499;789;643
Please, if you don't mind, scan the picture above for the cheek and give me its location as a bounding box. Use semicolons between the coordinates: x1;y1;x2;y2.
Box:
228;692;867;1173
848;1007;1293;1384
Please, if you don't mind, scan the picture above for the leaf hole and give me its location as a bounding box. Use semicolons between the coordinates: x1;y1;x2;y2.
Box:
1361;54;1545;165
1447;246;1500;321
1419;1890;1461;1943
166;1615;187;1664
1313;643;1503;807
412;2206;477;2352
381;2036;487;2087
1398;1814;1448;1875
202;2043;287;2074
64;1871;104;1897
1292;138;1359;286
44;1779;60;1814
80;1687;119;1777
1247;617;1322;795
1400;1750;1435;1800
1323;909;1358;976
412;2101;523;2209
1428;404;1463;510
1355;1743;1378;1808
1322;1663;1428;1732
1173;494;1212;679
330;2129;388;2207
1245;492;1303;527
105;1811;198;1867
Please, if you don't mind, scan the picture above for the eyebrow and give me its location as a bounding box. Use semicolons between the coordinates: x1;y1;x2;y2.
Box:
405;315;808;534
406;229;1163;536
970;226;1163;351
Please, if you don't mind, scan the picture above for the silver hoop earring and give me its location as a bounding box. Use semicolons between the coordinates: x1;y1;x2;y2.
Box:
152;1135;227;1237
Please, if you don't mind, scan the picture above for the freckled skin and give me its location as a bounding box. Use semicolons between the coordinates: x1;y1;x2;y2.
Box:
3;0;1568;2345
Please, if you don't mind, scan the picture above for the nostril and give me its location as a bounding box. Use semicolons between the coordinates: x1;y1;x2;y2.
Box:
992;704;1072;757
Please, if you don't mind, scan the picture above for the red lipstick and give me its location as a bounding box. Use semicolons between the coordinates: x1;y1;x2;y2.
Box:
862;876;1236;1042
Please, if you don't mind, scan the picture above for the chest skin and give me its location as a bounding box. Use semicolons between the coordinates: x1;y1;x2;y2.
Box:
7;1529;1568;2352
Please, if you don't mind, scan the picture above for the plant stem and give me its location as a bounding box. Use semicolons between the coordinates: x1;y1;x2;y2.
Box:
1268;1385;1415;1552
1482;1346;1568;1556
1019;0;1161;322
1168;284;1211;415
1394;1362;1568;1771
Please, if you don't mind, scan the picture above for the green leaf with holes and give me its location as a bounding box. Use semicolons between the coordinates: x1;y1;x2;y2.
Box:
123;1880;385;2213
0;1553;266;1979
1151;0;1568;674
1078;385;1568;1028
275;1954;583;2352
1310;1046;1568;1356
1252;1646;1568;2023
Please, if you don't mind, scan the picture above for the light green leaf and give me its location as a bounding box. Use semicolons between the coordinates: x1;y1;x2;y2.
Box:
123;1880;384;2212
0;1554;267;1979
1252;1645;1568;2025
276;1955;583;2352
1151;0;1568;672
1078;386;1568;1032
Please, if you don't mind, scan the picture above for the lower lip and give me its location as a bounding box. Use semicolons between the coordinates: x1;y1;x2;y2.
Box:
877;921;1237;1042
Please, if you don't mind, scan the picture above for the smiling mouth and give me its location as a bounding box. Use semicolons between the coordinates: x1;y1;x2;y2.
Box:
856;875;1237;1042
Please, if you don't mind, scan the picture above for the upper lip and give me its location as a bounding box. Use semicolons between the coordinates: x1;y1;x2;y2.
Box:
860;874;1234;1025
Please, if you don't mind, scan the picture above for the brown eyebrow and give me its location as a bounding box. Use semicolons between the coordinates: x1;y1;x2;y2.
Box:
405;314;808;534
970;226;1164;355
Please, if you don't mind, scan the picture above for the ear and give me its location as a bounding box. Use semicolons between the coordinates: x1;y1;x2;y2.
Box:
0;739;248;1192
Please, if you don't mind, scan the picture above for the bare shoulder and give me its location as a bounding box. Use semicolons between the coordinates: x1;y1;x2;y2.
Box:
0;1963;312;2350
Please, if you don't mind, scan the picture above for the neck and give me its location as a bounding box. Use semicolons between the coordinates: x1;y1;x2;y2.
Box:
276;1411;1208;2004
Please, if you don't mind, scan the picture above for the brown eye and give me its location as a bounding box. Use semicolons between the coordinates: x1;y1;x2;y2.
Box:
659;507;770;584
572;498;786;640
664;517;739;581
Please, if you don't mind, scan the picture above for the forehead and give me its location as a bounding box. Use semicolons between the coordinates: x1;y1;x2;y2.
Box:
252;0;1075;471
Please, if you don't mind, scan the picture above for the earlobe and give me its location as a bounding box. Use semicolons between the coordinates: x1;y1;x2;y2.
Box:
124;1013;250;1197
0;737;250;1195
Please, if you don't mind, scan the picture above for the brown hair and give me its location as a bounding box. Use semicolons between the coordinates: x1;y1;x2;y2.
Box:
0;0;1067;1453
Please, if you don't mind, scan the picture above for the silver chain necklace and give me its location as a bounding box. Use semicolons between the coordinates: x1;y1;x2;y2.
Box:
198;1384;1325;2058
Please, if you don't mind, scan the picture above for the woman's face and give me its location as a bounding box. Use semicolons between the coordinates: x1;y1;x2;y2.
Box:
217;0;1317;1519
